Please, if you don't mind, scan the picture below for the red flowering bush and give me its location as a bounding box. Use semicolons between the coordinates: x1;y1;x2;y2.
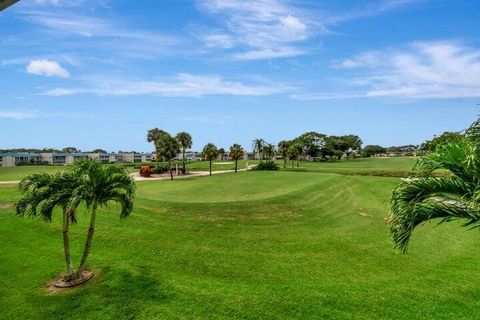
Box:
139;166;152;177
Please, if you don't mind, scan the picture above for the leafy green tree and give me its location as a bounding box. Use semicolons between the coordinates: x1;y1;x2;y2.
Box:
277;140;290;168
229;144;244;173
157;133;180;180
202;143;218;176
147;128;167;171
16;172;80;280
252;138;265;160
388;119;480;253
175;131;192;172
296;131;326;160
63;147;80;153
72;161;135;277
287;143;302;168
421;131;463;152
362;145;386;157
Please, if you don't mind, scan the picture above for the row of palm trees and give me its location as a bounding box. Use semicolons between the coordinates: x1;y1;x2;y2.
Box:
16;161;135;283
147;128;246;176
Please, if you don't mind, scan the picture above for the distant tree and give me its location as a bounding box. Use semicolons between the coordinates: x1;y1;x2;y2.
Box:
287;143;302;168
202;143;218;176
63;147;80;153
175;131;192;172
218;148;226;160
421;131;463;153
277;140;290;168
362;145;386;157
296;132;326;160
147;128;167;171
262;143;276;160
252;138;265;160
157;133;180;180
229;144;244;173
91;149;107;154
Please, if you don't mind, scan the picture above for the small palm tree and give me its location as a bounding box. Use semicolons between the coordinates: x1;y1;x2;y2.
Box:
176;131;192;172
262;143;276;160
72;160;136;277
278;140;290;168
229;144;244;173
16;172;80;280
147;128;167;171
202;143;218;176
388;119;477;252
287;143;302;168
252;138;265;160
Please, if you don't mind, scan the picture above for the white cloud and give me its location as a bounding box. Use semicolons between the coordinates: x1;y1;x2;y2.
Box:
0;111;36;120
297;41;480;100
42;73;292;97
197;0;314;60
26;59;70;78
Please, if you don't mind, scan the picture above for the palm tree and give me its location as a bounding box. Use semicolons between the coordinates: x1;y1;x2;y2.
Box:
388;119;477;253
176;131;192;172
147;128;166;171
202;143;218;176
262;143;276;160
278;140;290;168
229;144;244;173
252;138;265;160
287;143;302;169
16;171;80;280
72;160;136;277
158;133;180;180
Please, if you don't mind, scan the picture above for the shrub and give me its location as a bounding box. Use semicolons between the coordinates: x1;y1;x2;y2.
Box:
139;166;152;177
253;160;279;171
151;164;169;174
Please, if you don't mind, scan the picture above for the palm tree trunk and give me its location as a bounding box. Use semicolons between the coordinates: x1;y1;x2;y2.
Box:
235;159;238;173
76;204;97;278
292;160;295;169
209;160;212;176
155;146;159;171
62;207;75;280
169;160;173;180
283;157;286;168
182;148;186;171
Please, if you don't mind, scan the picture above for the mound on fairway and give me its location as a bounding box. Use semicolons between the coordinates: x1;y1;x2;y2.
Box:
0;170;479;319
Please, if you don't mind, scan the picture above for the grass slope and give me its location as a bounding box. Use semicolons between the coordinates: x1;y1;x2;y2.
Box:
0;170;479;319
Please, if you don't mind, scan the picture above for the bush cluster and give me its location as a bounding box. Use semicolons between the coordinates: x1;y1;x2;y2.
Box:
139;166;152;177
253;160;279;171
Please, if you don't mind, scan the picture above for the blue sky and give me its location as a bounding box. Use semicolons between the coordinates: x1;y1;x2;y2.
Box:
1;0;479;152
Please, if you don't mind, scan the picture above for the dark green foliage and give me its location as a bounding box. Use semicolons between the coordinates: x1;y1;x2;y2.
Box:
253;160;279;171
362;145;386;157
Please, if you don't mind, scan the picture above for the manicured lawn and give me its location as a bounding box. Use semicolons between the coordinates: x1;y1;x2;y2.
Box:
0;165;66;181
0;169;479;319
279;157;418;176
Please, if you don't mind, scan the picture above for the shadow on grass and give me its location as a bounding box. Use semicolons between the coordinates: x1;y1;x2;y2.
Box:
35;266;174;319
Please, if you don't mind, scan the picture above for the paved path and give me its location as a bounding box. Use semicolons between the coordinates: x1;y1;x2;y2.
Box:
132;165;255;182
0;165;256;185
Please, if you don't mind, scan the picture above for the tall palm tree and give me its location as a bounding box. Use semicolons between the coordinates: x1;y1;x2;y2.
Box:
262;143;276;160
252;138;265;160
147;128;166;171
278;140;290;168
388;119;477;253
202;143;218;176
16;172;80;280
72;160;136;277
229;144;244;173
287;143;302;169
176;131;192;172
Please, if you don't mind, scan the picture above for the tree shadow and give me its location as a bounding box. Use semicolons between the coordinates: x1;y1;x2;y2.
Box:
33;266;175;319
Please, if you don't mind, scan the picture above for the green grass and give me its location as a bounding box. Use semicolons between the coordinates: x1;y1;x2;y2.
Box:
0;165;66;181
1;166;479;319
279;157;418;176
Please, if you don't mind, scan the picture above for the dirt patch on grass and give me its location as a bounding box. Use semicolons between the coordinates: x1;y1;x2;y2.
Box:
44;269;95;294
0;203;13;210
